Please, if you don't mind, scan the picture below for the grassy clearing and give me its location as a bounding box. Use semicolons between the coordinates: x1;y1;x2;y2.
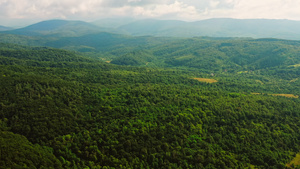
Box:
193;78;218;83
251;93;299;98
271;94;299;98
105;61;111;63
255;80;264;85
290;78;299;82
286;153;300;168
249;164;257;169
238;71;249;74
288;64;300;68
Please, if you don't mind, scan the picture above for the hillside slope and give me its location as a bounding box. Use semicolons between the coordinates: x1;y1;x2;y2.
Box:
1;30;300;80
1;43;300;168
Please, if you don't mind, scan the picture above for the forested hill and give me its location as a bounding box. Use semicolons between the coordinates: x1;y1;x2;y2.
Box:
117;18;300;40
49;36;300;81
3;18;300;40
1;30;300;79
2;20;122;37
1;43;300;168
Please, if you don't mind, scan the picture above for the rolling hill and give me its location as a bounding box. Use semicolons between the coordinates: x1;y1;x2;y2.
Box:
1;27;300;79
2;17;300;169
118;18;300;40
1;42;300;168
0;25;13;31
3;20;107;37
3;18;300;40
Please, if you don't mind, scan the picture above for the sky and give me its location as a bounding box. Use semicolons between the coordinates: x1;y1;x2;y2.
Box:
1;0;300;27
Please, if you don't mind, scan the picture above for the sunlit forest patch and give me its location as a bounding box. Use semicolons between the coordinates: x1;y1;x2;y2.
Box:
238;71;249;74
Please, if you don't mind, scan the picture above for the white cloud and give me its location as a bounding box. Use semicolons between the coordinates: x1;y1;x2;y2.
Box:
212;0;300;20
1;0;300;26
210;1;220;8
128;1;199;19
0;0;105;19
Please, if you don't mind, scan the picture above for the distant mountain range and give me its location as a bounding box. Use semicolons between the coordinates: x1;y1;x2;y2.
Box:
1;18;300;40
117;18;300;40
0;25;13;31
1;20;121;37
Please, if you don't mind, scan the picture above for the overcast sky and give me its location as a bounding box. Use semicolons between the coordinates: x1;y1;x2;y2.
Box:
1;0;300;27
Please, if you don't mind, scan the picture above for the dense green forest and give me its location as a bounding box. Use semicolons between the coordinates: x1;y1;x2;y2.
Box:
1;22;300;168
1;31;300;77
0;41;300;169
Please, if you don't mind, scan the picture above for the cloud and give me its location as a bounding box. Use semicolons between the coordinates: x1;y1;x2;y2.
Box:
222;0;300;20
0;0;200;21
102;0;173;7
128;1;199;20
0;0;104;19
1;0;300;25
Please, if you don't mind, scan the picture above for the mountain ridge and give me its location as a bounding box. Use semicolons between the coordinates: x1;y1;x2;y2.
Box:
3;19;115;37
3;18;300;40
0;25;13;31
118;18;300;40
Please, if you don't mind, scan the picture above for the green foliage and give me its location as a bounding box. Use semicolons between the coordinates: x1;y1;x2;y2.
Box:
0;131;62;168
0;42;300;169
111;50;155;66
2;29;300;79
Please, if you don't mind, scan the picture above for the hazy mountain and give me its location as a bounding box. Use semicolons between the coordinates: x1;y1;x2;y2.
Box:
0;25;13;31
118;19;188;36
118;18;300;40
191;18;300;39
4;20;110;37
92;18;137;28
4;18;300;40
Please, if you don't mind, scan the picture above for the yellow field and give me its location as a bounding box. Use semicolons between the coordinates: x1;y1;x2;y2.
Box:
286;153;300;168
250;164;257;169
289;64;300;68
251;93;261;95
105;61;111;63
290;78;299;82
270;94;299;98
251;93;299;98
193;78;218;83
255;80;264;85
